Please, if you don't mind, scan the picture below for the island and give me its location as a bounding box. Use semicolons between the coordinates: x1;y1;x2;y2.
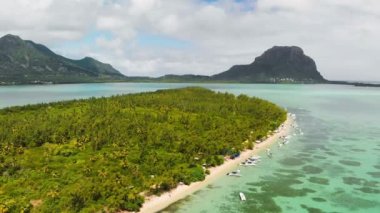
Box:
0;87;286;212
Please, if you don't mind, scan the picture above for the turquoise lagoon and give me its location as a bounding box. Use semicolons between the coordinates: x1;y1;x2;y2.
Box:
1;83;379;213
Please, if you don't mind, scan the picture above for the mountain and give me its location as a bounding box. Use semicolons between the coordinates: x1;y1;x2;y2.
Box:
212;46;326;83
1;36;358;85
0;34;125;84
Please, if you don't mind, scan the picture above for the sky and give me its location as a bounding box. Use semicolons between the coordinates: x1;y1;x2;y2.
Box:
0;0;379;81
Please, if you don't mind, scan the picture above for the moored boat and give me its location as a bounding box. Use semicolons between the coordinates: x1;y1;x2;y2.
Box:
239;192;246;201
249;155;261;161
266;148;273;158
240;160;257;166
227;169;241;177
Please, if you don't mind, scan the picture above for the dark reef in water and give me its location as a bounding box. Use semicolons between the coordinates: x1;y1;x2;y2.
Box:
302;165;323;174
339;160;361;167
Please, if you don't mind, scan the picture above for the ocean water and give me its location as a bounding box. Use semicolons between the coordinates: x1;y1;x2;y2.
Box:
1;83;379;213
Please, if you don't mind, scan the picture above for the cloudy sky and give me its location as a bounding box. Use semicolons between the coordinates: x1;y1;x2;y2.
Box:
1;0;379;81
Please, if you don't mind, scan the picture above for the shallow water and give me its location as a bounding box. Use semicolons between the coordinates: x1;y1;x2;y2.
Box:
1;83;379;212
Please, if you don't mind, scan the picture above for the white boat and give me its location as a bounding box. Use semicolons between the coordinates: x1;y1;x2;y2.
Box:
227;169;241;177
247;158;261;164
240;161;256;166
249;155;261;160
239;192;246;201
266;148;271;153
266;148;272;158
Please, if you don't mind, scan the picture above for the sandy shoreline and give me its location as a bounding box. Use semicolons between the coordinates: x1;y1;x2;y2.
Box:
138;114;295;213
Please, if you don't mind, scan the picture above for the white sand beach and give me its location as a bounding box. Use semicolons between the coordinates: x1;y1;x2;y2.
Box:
138;114;295;213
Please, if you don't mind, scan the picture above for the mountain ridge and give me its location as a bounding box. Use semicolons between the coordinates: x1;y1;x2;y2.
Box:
1;34;378;87
0;34;125;84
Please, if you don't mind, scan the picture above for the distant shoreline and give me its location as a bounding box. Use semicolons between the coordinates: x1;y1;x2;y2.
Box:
1;81;379;88
137;114;295;213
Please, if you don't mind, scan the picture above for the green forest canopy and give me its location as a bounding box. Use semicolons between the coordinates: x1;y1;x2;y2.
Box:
0;87;286;212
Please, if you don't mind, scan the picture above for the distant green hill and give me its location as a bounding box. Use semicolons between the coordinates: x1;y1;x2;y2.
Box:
0;34;125;84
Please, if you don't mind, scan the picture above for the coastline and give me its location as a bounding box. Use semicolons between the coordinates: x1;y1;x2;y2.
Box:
138;114;295;213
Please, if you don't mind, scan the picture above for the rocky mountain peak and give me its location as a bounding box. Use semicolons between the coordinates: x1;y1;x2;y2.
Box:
1;34;22;41
0;34;25;48
254;46;309;65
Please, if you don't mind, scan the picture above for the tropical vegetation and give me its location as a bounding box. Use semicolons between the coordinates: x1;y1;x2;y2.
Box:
0;87;286;212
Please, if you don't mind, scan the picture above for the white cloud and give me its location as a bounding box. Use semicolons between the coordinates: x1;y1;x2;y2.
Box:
128;0;160;16
0;0;379;81
0;0;101;43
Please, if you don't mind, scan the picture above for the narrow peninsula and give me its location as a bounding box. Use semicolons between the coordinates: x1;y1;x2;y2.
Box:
0;87;286;212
